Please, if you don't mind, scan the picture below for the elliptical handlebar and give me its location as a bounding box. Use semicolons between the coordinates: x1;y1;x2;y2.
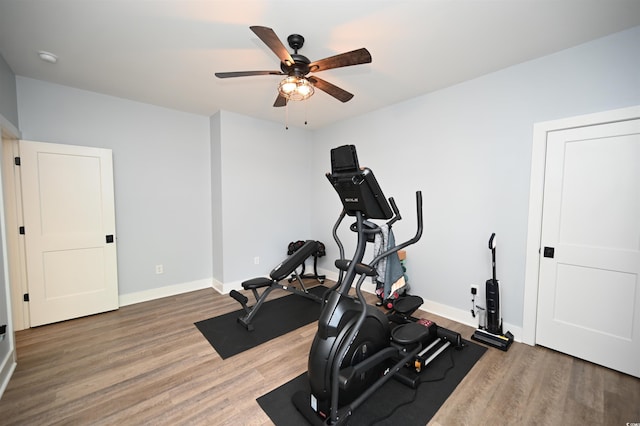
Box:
369;191;423;268
389;197;400;216
332;209;347;286
386;197;401;227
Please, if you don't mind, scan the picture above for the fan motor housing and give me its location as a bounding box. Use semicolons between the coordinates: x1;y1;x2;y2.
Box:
281;54;310;76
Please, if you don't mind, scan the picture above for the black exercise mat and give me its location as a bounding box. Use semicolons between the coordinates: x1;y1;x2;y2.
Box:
257;339;486;425
195;286;327;359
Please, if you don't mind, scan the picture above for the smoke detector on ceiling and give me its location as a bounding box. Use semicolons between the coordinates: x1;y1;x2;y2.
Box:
38;51;58;64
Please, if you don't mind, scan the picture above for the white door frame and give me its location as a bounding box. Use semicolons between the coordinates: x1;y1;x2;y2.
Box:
0;115;20;398
1;137;28;331
522;105;640;345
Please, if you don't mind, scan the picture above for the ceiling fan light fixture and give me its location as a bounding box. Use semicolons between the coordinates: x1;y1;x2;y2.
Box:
278;76;314;101
279;76;298;94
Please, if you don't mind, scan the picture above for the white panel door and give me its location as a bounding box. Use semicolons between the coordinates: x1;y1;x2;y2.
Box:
20;140;119;327
536;119;640;377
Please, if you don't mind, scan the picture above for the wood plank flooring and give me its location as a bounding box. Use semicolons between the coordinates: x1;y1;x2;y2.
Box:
1;285;639;425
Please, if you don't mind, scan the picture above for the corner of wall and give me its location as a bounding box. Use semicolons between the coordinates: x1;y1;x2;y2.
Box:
0;349;17;399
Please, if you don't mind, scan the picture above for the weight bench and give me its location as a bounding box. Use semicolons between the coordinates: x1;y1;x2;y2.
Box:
229;240;326;331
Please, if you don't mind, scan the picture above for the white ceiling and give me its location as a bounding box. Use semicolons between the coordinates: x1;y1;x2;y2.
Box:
1;0;639;129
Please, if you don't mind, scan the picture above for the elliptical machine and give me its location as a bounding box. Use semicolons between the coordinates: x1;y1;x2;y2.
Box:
293;145;461;425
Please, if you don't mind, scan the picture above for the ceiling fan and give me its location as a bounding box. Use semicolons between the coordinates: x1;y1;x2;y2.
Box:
215;26;372;107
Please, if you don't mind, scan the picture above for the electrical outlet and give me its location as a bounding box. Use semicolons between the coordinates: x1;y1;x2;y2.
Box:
155;264;164;274
470;285;479;319
254;256;260;265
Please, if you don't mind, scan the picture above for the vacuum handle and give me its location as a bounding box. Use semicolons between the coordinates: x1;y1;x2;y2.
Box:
488;232;497;283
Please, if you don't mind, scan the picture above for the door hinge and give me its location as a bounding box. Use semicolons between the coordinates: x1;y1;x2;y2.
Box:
14;157;20;166
105;234;114;243
19;226;25;235
23;293;29;302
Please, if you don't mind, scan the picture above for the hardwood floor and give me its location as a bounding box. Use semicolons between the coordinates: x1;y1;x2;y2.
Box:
1;285;639;425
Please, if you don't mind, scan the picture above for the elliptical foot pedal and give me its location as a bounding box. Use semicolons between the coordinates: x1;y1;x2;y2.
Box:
393;295;423;316
391;322;434;345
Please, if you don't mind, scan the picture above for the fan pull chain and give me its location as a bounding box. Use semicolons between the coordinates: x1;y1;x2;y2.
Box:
285;101;289;130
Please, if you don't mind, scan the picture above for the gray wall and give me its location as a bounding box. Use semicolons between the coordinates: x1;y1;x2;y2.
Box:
0;55;18;129
215;110;312;287
311;25;640;332
16;77;213;297
210;112;223;283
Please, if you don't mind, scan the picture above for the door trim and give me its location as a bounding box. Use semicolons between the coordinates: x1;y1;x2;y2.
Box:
522;105;640;345
1;138;28;330
0;118;20;398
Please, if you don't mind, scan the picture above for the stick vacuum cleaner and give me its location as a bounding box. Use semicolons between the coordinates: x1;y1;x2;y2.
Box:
471;233;514;351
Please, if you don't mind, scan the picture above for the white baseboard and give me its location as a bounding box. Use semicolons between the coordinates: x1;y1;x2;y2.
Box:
211;278;224;294
212;278;246;295
0;348;17;399
119;279;213;307
419;299;478;328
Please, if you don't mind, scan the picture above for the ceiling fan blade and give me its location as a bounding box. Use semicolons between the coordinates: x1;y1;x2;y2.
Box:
215;70;283;78
273;94;288;107
308;76;354;103
250;26;295;66
309;48;372;73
